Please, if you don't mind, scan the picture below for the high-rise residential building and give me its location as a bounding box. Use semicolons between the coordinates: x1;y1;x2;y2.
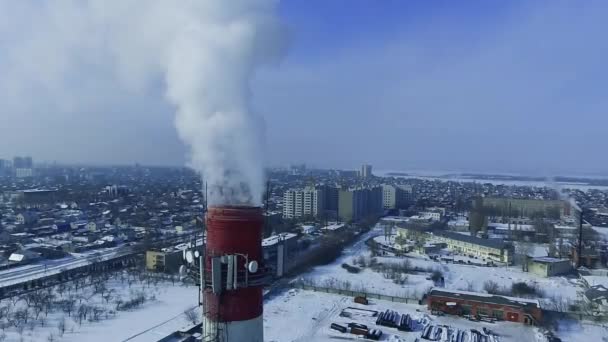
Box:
282;187;324;219
318;184;339;213
13;156;33;169
0;159;8;176
338;186;383;222
382;184;413;210
13;156;33;178
360;164;373;178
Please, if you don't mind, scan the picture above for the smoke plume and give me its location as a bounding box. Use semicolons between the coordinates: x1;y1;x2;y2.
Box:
0;0;284;205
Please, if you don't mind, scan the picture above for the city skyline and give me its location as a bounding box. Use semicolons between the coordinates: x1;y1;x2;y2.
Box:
1;1;608;175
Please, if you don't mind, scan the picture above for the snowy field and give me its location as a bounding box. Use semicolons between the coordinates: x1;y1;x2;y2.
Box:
300;230;435;298
0;270;199;342
305;224;585;310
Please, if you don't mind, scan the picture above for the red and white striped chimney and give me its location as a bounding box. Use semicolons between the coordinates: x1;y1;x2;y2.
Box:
203;206;265;342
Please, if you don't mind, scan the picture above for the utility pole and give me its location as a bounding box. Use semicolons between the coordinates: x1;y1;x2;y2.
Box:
577;209;584;268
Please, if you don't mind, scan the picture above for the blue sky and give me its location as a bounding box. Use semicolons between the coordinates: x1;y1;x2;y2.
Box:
0;0;607;176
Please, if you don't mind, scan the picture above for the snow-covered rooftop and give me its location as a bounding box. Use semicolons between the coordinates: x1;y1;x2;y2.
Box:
262;232;297;247
429;288;541;307
321;223;345;231
531;257;570;264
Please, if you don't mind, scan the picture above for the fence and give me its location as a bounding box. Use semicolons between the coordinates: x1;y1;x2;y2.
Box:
292;283;423;305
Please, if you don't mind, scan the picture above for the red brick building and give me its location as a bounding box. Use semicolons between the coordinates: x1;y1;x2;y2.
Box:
427;288;542;325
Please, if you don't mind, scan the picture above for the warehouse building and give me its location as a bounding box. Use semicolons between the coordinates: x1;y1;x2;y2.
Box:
427;288;542;325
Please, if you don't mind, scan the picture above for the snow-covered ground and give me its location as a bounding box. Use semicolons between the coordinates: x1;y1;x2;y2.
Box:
553;319;608;341
264;288;542;342
0;271;199;342
300;229;434;298
304;224;585;309
7;222;599;341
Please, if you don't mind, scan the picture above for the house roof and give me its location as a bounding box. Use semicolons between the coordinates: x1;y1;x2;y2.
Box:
585;285;608;302
532;257;571;264
429;288;540;309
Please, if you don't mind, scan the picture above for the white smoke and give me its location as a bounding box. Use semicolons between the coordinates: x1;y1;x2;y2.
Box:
548;177;581;213
0;0;285;205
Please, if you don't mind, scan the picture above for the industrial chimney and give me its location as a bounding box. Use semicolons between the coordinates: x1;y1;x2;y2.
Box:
202;206;267;342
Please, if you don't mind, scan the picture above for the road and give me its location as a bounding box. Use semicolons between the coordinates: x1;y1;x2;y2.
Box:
0;233;199;290
0;246;130;288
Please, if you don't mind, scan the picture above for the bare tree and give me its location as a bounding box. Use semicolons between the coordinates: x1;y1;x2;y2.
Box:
13;307;30;326
16;323;25;339
0;305;8;323
483;280;500;294
114;297;124;311
93;281;109;299
463;280;475;292
60;296;77;317
184;309;199;325
102;289;115;304
57;316;66;337
77;304;90;326
91;306;105;322
57;283;68;298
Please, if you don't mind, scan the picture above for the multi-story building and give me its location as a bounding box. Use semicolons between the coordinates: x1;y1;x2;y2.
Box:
13;156;33;169
434;231;514;264
13;156;33;179
482;197;570;218
382;184;413;210
282;187;324;219
360;164;373;178
338;186;382;222
0;159;9;177
318;184;339;214
419;207;444;221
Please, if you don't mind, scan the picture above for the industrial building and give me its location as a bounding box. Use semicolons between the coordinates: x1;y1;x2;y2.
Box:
262;232;298;277
427;288;542;325
526;257;573;277
146;243;204;273
433;231;514;264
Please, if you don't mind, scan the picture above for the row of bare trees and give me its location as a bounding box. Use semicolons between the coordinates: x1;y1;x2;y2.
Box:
0;264;186;341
